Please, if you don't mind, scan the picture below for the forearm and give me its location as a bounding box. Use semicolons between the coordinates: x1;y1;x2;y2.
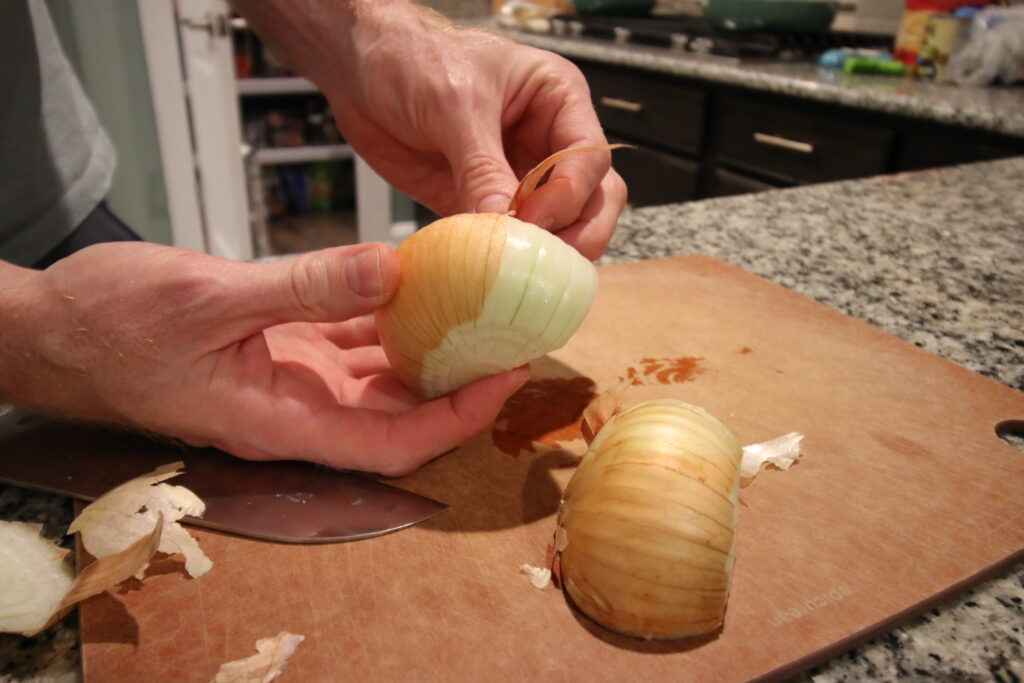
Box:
230;0;443;94
0;261;50;406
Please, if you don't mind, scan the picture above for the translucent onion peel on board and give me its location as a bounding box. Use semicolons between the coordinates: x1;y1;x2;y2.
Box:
211;631;305;683
555;399;744;639
69;460;212;578
741;431;804;482
376;145;627;399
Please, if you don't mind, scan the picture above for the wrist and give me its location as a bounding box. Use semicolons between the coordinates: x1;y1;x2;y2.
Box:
233;0;431;93
0;261;49;405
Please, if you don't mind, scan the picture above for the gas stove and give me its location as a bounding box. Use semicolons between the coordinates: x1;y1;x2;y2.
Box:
545;14;894;63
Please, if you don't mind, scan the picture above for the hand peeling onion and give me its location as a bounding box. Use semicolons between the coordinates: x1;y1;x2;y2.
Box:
376;146;628;399
555;399;743;639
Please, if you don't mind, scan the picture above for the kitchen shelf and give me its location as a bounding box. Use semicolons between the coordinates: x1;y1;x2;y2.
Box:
250;144;354;166
237;77;318;96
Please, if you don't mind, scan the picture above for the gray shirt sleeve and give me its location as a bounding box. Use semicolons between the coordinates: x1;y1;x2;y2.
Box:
0;0;116;267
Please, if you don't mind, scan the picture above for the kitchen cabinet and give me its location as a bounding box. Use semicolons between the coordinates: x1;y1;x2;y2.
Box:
587;65;705;155
137;0;408;260
608;137;701;205
576;58;1024;206
712;92;894;186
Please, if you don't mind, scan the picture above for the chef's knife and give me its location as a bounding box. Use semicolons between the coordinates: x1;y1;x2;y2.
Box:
0;406;447;543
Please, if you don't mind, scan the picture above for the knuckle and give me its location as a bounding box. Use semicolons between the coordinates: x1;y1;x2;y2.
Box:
286;255;331;320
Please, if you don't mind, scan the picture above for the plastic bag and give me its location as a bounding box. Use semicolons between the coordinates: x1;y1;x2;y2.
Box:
949;7;1024;85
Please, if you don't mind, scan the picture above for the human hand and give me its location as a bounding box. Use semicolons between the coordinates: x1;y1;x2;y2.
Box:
0;243;529;475
235;0;627;260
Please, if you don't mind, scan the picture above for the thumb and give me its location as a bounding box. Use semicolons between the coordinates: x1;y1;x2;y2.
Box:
236;243;400;330
446;131;518;215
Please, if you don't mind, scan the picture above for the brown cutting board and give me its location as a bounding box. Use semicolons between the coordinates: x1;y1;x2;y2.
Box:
79;256;1024;681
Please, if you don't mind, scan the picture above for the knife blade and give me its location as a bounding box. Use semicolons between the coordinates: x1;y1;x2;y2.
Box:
0;406;448;543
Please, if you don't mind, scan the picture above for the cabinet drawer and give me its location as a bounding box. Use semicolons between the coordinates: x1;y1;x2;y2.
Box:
707;167;780;198
896;126;1024;171
579;62;706;156
714;93;893;184
611;139;699;208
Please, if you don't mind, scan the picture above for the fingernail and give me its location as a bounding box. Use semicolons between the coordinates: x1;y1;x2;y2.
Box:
345;245;385;298
535;215;555;230
475;194;510;214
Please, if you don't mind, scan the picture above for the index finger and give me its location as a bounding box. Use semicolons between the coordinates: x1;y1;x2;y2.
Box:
511;63;611;234
301;366;531;476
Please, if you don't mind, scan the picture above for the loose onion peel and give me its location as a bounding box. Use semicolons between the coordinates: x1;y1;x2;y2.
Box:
69;461;212;579
376;145;628;399
1;461;209;637
211;631;305;683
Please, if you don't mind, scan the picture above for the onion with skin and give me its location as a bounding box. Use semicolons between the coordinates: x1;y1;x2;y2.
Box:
555;399;743;639
376;146;624;399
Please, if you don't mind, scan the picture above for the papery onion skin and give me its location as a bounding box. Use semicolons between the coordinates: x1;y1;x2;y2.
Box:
556;399;743;639
376;213;598;399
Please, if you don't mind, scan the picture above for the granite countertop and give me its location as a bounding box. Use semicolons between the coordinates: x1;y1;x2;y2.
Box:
497;25;1024;138
2;157;1022;680
598;156;1024;681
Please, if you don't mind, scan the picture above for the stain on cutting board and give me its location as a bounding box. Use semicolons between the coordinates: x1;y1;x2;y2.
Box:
491;356;706;456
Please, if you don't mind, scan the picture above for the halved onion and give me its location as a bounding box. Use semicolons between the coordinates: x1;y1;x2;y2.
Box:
555;399;743;639
0;522;74;636
377;212;598;398
376;146;629;399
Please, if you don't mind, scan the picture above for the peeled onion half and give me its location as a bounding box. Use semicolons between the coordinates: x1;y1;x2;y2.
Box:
555;399;743;639
376;212;598;399
376;146;627;399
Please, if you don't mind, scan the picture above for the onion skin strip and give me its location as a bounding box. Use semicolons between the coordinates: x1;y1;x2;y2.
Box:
507;144;632;217
58;514;163;611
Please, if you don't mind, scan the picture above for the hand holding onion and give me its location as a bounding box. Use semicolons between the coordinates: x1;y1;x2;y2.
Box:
233;0;628;260
0;242;529;476
377;147;623;399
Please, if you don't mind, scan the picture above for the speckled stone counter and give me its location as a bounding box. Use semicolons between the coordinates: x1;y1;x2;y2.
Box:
499;27;1024;138
2;158;1022;680
597;156;1024;681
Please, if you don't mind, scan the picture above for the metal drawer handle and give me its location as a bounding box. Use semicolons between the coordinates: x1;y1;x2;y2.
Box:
600;96;644;113
753;132;814;154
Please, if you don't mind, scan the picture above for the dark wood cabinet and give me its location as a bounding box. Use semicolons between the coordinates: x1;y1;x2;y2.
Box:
713;92;894;185
586;65;706;155
609;138;700;208
707;167;777;198
895;124;1022;171
574;58;1024;206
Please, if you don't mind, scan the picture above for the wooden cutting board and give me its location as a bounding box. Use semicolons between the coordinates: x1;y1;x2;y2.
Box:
79;256;1024;681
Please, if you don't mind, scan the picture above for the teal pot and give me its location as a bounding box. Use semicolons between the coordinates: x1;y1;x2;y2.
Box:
705;0;838;32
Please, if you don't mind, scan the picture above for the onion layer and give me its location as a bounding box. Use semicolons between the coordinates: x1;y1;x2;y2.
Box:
555;399;743;639
376;213;598;398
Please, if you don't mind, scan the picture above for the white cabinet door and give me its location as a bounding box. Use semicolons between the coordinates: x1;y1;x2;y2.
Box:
175;0;252;260
138;0;252;261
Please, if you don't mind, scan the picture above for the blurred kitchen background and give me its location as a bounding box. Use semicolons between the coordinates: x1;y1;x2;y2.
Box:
44;0;1024;261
